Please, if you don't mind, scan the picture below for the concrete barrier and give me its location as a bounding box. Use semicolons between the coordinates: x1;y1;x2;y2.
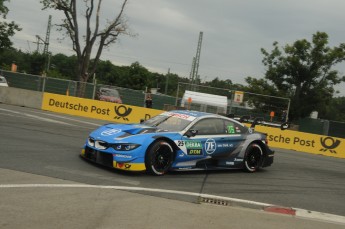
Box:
0;87;43;109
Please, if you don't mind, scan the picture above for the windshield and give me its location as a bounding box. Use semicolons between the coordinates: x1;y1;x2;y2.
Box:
143;114;192;132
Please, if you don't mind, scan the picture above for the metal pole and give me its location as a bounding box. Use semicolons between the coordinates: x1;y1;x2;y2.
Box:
286;98;291;122
175;82;180;106
228;90;234;114
42;76;46;92
92;79;97;100
165;68;170;94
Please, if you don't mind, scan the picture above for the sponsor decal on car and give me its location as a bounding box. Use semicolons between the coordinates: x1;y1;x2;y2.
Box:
161;112;196;121
217;143;234;148
185;140;202;149
205;139;216;154
234;158;243;162
101;129;121;136
187;149;202;155
235;126;241;133
113;162;146;171
175;140;203;156
114;154;133;159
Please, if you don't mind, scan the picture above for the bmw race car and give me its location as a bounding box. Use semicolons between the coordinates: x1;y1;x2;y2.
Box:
81;110;274;175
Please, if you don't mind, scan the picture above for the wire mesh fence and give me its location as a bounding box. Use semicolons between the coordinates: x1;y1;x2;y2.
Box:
0;70;176;110
1;70;344;138
175;82;290;123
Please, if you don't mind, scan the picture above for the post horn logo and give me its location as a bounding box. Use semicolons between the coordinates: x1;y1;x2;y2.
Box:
319;137;340;154
114;105;132;121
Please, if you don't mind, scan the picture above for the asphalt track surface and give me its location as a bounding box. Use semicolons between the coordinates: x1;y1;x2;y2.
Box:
0;103;344;217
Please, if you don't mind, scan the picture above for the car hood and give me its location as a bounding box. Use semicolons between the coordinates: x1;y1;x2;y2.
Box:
90;123;169;142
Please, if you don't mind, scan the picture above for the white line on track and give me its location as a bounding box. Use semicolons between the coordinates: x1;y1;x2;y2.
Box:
1;183;345;225
0;107;105;128
30;110;104;127
0;108;76;126
0;183;271;206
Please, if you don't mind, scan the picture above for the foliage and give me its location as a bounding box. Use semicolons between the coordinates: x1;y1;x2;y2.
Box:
203;77;232;89
0;0;21;52
321;96;345;121
49;53;77;79
0;49;45;74
241;77;289;117
1;45;345;121
260;32;345;120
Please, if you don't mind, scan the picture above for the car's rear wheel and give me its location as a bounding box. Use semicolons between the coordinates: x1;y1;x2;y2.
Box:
145;140;174;176
244;143;263;172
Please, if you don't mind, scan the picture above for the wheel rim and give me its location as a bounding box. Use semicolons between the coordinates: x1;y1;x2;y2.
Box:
245;145;262;170
151;144;172;174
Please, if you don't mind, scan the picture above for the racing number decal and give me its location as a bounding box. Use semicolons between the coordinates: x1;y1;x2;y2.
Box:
176;140;203;156
227;125;235;134
177;140;184;147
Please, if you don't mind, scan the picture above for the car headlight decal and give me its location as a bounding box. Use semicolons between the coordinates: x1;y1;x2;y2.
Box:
95;140;109;150
88;137;95;147
112;144;140;151
88;137;109;150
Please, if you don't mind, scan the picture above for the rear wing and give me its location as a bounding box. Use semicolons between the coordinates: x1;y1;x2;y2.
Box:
226;114;289;131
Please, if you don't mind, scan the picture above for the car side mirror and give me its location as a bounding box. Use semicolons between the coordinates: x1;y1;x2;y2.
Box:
184;129;198;138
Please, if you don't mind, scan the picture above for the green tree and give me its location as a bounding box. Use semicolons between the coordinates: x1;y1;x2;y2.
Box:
29;52;46;75
124;62;151;90
49;53;77;79
240;77;292;120
203;77;233;89
261;32;345;120
0;0;21;52
41;0;132;96
95;60;128;86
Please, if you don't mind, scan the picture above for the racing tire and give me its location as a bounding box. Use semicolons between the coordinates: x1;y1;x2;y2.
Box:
145;140;174;176
243;143;263;172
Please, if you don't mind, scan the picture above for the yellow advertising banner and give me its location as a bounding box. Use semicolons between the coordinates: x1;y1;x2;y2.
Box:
254;125;345;159
41;93;163;124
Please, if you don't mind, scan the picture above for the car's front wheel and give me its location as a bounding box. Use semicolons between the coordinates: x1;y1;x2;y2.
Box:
244;143;263;172
145;140;174;176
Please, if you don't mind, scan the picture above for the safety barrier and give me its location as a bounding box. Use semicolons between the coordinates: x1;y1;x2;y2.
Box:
0;86;343;159
42;92;345;159
254;125;345;159
42;93;163;124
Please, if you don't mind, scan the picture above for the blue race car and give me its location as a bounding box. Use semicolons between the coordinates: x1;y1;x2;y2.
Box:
81;110;274;175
